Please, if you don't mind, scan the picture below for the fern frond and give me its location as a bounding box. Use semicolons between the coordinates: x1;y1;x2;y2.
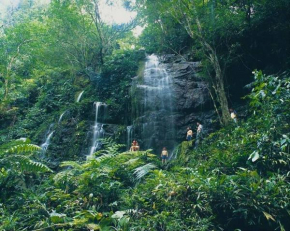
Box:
133;163;157;181
60;161;83;170
124;158;140;165
4;144;41;155
2;155;52;173
95;152;119;162
95;143;123;162
0;138;31;153
19;156;52;173
53;169;75;184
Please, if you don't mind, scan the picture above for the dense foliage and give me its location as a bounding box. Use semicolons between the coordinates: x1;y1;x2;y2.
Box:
0;0;289;230
1;71;289;230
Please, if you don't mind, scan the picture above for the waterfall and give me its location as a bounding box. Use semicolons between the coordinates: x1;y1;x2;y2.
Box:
40;124;54;154
58;111;67;123
76;91;84;102
132;54;176;153
87;102;106;159
126;125;133;150
41;131;54;151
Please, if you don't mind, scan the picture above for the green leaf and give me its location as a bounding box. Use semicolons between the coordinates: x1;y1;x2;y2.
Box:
248;151;259;162
262;211;275;222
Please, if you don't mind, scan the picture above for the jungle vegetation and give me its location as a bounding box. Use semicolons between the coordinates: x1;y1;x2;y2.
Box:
0;0;289;230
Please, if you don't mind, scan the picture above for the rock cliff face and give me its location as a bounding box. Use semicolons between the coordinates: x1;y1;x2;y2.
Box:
130;54;217;153
162;55;217;141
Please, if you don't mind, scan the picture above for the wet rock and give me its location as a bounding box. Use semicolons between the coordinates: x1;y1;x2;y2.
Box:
131;54;216;152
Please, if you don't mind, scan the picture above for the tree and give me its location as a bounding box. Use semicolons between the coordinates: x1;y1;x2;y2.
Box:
0;26;33;101
135;0;233;125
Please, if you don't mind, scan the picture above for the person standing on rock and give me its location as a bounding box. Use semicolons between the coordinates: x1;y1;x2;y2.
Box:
195;122;203;147
161;147;168;164
186;127;193;141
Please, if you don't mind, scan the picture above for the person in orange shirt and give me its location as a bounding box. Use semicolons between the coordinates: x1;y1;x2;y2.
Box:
186;127;193;141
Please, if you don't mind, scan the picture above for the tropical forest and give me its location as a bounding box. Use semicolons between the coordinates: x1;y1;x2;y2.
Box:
0;0;289;230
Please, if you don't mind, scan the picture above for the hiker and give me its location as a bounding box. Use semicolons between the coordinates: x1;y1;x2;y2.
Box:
186;127;193;141
130;140;140;151
161;147;168;164
135;141;140;151
230;108;237;123
195;122;203;147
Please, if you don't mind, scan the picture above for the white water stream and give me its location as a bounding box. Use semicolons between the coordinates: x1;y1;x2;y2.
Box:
87;102;106;159
133;54;176;152
76;91;84;102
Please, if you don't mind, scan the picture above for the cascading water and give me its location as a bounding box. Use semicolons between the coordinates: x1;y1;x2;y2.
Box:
132;54;176;153
40;124;54;154
58;111;67;123
41;131;54;151
87;102;106;159
126;125;133;150
76;91;84;102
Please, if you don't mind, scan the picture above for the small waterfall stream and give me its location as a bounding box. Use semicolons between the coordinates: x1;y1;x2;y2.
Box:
132;54;176;153
126;125;133;150
40;123;54;154
88;102;106;158
58;111;67;123
76;91;84;102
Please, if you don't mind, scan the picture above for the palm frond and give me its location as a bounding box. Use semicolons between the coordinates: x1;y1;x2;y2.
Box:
133;163;157;181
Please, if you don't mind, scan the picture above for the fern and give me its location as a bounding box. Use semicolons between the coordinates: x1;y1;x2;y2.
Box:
93;138;125;162
53;169;76;184
0;139;51;174
124;158;140;165
4;144;41;155
1;155;52;173
60;161;83;170
133;163;157;181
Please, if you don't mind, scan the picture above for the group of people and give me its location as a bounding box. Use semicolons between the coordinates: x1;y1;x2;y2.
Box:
129;139;169;164
129;109;237;164
186;109;237;146
129;140;140;152
186;122;203;147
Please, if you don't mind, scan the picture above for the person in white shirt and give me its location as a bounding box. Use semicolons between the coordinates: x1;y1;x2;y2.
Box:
195;122;203;147
230;108;237;123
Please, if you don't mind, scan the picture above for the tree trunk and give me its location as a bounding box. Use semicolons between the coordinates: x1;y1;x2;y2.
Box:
180;1;231;125
4;77;9;100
